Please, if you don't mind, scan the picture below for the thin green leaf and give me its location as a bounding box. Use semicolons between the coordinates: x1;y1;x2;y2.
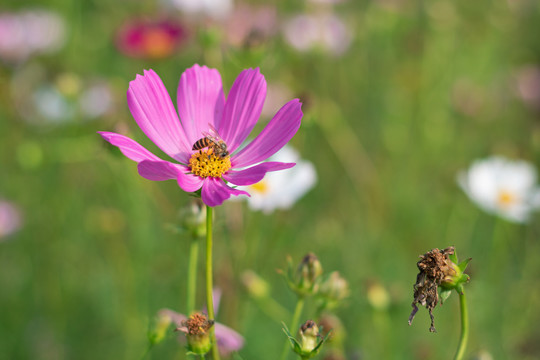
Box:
448;250;458;264
439;288;452;303
458;258;472;272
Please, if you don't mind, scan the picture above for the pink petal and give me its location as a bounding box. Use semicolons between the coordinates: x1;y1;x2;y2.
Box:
140;162;202;193
137;160;184;181
98;131;162;162
223;162;295;186
177;170;205;193
219;68;266;153
177;64;226;144
201;178;250;207
232;99;302;168
215;322;245;355
128;69;191;163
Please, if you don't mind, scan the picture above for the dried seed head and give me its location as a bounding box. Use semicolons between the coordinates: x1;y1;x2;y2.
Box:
408;246;457;332
176;313;214;355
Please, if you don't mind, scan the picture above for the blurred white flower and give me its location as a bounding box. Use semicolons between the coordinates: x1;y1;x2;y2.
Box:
236;146;316;213
168;0;233;19
283;13;351;56
458;156;540;223
0;200;22;240
11;65;115;125
79;82;114;119
0;10;65;64
32;84;74;123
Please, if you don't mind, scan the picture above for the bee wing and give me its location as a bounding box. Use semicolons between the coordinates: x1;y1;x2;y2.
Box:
202;123;223;143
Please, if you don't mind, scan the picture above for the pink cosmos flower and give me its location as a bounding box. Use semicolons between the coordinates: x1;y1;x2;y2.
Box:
99;65;303;207
115;18;187;59
0;200;22;240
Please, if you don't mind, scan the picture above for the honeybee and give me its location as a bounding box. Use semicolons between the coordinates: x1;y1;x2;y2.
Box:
192;124;229;159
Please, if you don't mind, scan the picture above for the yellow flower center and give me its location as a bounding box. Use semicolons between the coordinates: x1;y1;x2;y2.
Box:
249;180;269;194
497;189;516;207
189;150;231;178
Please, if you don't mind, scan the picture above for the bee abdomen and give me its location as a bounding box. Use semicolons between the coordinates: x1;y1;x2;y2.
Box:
192;137;210;151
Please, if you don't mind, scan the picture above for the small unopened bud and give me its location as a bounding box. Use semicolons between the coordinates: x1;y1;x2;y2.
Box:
296;253;323;293
280;253;324;297
179;200;206;238
241;270;270;299
319;272;349;307
282;320;331;359
318;313;346;345
176;313;214;355
300;320;320;353
148;312;172;345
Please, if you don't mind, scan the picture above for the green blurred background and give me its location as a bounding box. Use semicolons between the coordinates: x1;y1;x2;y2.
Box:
1;0;540;359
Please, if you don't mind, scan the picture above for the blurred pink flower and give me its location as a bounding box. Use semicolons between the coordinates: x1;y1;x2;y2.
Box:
283;13;351;55
0;10;65;64
116;18;188;59
515;65;540;111
99;64;303;207
0;200;22;239
261;82;294;119
224;3;277;48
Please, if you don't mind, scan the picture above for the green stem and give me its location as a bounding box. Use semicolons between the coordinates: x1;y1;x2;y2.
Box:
255;297;291;323
454;287;469;360
279;297;305;360
186;236;200;315
206;206;220;360
140;343;153;360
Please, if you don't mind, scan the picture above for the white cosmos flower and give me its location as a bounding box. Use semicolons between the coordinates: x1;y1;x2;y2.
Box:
236;145;316;214
168;0;233;19
282;13;351;56
457;156;540;223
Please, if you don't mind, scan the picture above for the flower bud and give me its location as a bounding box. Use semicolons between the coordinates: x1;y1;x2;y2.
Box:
176;313;214;355
282;320;331;359
299;320;320;354
318;313;346;345
280;253;324;297
147;312;172;345
179;199;206;238
296;253;323;294
319;272;349;309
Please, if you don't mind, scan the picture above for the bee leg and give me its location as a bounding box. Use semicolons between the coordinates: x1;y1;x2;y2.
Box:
207;147;214;159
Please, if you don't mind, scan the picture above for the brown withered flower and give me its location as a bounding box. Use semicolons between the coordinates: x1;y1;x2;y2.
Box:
408;246;457;333
176;312;215;354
